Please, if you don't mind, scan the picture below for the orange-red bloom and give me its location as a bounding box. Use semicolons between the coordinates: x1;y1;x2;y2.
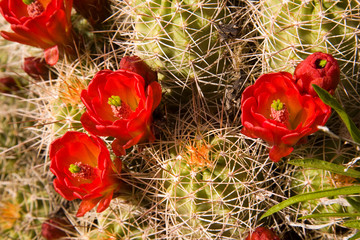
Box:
0;0;74;65
80;69;162;156
294;52;340;97
50;131;122;217
241;72;331;162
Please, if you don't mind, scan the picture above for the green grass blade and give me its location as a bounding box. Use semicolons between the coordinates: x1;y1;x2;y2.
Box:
313;84;360;143
260;186;360;220
347;197;360;212
299;213;360;220
288;158;360;178
349;231;360;240
343;220;360;229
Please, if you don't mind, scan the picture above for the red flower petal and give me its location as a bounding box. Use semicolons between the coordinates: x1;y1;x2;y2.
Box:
96;191;114;213
269;145;294;162
44;45;59;66
76;197;102;217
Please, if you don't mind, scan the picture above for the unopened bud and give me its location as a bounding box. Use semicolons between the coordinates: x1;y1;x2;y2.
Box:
294;52;340;97
0;77;19;93
22;57;51;80
41;218;73;240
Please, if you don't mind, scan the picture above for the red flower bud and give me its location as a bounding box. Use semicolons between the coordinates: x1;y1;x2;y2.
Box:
41;218;73;240
294;52;340;96
22;57;51;80
245;227;281;240
0;77;19;93
120;56;158;86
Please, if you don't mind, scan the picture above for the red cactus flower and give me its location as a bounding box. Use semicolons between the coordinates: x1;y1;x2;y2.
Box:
120;56;158;86
50;131;122;217
241;72;331;162
0;0;75;65
22;57;51;80
80;69;162;156
294;52;340;96
245;227;280;240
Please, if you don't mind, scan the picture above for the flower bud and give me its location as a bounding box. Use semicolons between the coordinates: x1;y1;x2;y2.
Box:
22;57;51;80
245;227;281;240
41;218;73;240
120;56;158;86
294;52;340;96
0;77;19;93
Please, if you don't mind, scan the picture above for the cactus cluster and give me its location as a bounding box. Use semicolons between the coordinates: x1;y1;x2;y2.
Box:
1;0;360;239
257;0;360;74
115;0;240;104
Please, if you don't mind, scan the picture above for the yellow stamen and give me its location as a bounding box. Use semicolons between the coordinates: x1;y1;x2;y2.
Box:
271;99;284;111
69;164;81;173
108;95;121;107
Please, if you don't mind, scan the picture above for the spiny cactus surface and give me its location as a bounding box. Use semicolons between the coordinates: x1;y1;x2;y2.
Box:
121;0;235;102
257;0;360;77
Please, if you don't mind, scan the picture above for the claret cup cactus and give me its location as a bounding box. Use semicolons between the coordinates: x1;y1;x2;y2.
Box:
2;0;360;239
148;128;273;238
125;0;233;102
258;0;360;76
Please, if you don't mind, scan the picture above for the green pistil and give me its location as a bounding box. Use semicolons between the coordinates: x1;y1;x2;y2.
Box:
271;99;284;111
69;164;81;173
318;59;327;68
108;95;121;107
22;0;34;5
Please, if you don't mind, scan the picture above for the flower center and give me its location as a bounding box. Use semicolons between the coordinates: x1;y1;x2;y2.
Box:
24;0;44;18
68;163;95;179
315;59;327;69
108;95;133;119
270;99;289;124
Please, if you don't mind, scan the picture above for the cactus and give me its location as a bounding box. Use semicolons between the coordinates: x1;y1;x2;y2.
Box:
50;75;87;136
136;122;276;238
288;136;360;238
123;0;234;102
0;162;51;239
256;0;360;77
86;200;156;239
3;0;360;239
291;168;358;227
